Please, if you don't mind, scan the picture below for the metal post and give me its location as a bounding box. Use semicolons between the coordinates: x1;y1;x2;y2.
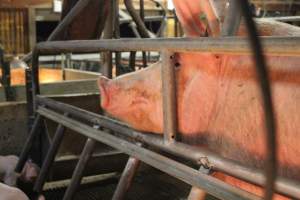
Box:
161;51;177;143
15;114;43;173
140;0;147;68
101;0;113;78
34;117;68;193
112;156;141;200
62;138;97;200
221;0;242;36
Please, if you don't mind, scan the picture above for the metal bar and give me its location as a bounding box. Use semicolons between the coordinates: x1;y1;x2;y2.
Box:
139;0;147;68
221;0;242;36
35;37;300;56
113;0;122;76
238;1;277;200
101;0;113;78
36;106;261;200
124;0;150;38
35;96;300;199
161;51;177;143
22;0;93;63
15;114;43;173
188;167;211;200
62;138;97;200
34;117;68;193
112;156;141;200
264;16;300;22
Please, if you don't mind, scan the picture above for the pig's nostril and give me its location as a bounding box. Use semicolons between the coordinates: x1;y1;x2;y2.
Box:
98;76;110;108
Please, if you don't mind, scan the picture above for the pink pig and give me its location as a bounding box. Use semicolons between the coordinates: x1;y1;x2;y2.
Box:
98;1;300;199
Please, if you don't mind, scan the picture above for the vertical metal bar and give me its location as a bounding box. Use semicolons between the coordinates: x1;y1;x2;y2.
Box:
15;114;43;173
112;156;141;200
161;51;177;143
221;0;242;36
101;0;113;78
62;138;96;200
140;0;147;68
113;0;122;76
34;117;68;193
237;1;277;200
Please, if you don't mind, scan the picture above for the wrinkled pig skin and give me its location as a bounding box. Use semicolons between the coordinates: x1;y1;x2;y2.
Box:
0;155;40;186
0;183;29;200
98;2;300;199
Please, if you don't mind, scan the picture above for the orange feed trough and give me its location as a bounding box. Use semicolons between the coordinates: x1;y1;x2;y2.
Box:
0;68;62;86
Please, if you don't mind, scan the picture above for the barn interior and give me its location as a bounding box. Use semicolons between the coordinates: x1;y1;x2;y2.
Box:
0;0;300;200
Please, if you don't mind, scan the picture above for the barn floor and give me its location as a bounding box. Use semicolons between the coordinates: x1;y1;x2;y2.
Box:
42;165;218;200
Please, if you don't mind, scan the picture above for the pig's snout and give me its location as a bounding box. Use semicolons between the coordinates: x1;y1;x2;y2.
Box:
98;76;110;108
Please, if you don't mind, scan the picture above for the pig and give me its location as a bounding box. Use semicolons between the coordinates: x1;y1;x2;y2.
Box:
97;1;300;199
0;155;40;186
0;182;29;200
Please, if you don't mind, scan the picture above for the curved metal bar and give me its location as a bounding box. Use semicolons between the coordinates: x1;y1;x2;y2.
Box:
238;1;277;199
22;0;92;63
124;0;150;38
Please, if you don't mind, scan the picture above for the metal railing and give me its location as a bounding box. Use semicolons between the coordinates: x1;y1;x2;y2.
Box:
15;0;300;200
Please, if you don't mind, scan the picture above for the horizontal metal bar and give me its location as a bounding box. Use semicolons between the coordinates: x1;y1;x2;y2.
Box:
36;106;261;200
35;37;300;56
35;95;300;199
264;16;300;22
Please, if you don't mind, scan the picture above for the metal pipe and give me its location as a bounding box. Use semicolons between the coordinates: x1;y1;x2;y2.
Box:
221;0;242;36
101;0;113;78
112;156;141;200
15;114;43;173
124;0;150;38
139;0;147;68
22;0;93;63
36;106;261;200
238;1;277;199
35;37;300;56
62;138;96;200
35;96;300;199
161;51;177;143
34;118;68;193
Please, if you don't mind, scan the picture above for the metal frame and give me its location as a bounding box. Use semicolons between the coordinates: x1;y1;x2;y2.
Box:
15;1;300;200
16;35;300;200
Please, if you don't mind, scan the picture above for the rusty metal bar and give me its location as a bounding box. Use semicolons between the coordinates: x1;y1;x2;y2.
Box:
161;51;177;143
62;138;97;200
221;0;242;36
36;106;261;200
35;37;300;56
35;95;300;199
238;1;277;200
22;0;92;63
15;114;43;173
34;117;68;193
112;156;141;200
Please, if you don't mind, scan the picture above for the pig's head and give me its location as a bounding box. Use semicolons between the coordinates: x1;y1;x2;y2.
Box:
20;160;40;183
98;62;164;133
